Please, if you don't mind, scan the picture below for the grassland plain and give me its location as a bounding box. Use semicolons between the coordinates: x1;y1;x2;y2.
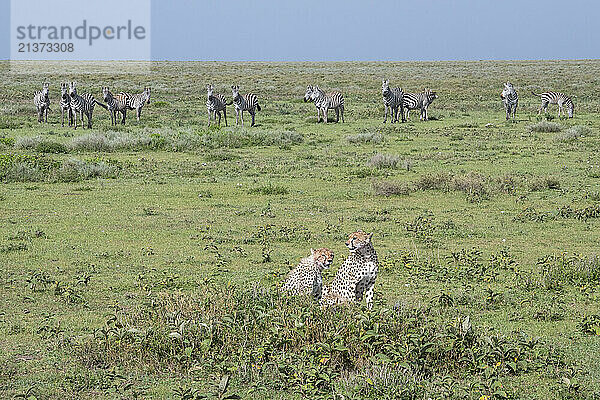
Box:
0;60;600;399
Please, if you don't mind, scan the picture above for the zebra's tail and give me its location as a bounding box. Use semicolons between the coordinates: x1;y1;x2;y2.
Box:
257;104;262;111
531;91;542;97
94;100;109;110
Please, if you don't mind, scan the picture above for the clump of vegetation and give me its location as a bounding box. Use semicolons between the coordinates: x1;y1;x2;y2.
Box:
0;153;118;182
346;132;384;144
14;135;67;153
372;181;411;196
69;132;154;152
367;153;400;169
77;283;566;399
554;125;591;142
201;129;303;149
528;121;562;133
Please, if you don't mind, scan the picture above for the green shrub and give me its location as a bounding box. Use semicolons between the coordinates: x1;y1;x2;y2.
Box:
528;121;562;133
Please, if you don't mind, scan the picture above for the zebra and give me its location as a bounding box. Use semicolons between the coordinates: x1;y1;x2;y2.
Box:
102;87;128;126
382;79;405;123
33;83;50;123
304;85;321;122
403;89;438;121
500;82;518;120
308;85;344;124
206;84;232;127
117;87;152;122
68;82;107;129
231;85;261;127
59;83;73;127
531;91;574;118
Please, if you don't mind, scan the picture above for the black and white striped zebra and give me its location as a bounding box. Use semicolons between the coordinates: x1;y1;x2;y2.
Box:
102;87;128;126
403;89;438;121
59;83;73;127
69;82;107;129
304;85;321;122
500;82;518;120
306;85;344;124
382;79;405;123
117;87;152;122
33;83;50;123
531;91;574;118
206;84;232;127
231;85;261;127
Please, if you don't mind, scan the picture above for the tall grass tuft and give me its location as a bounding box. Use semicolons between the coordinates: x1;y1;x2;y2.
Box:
528;121;562;133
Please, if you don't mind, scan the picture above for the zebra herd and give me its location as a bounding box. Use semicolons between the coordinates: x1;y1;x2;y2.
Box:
501;81;574;120
34;83;152;129
33;80;576;128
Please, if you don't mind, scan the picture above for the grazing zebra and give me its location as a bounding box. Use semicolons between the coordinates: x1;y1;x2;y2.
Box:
68;82;107;129
307;85;344;124
403;89;438;121
231;85;261;127
59;83;73;127
382;79;405;123
102;87;129;126
531;91;574;118
500;82;518;120
33;83;50;123
117;87;152;122
206;84;232;127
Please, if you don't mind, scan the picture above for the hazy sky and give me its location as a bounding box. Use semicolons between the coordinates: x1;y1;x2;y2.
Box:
1;0;597;61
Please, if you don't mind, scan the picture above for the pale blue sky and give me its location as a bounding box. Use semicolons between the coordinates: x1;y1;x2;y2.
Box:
1;0;597;61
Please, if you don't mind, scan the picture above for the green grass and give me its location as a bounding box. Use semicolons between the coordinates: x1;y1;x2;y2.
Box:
1;60;600;399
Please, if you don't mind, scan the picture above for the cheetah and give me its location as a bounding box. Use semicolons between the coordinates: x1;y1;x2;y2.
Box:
280;248;334;301
320;231;379;309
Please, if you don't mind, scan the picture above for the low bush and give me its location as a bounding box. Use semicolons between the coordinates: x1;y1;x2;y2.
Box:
528;121;562;133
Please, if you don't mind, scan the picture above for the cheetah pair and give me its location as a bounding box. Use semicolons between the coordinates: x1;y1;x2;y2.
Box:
280;231;379;308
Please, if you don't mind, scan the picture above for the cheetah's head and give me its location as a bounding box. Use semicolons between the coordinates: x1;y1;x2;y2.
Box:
345;231;373;253
311;247;334;270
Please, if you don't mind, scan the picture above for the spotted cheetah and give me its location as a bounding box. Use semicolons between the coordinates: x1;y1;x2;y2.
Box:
280;248;334;301
320;231;378;309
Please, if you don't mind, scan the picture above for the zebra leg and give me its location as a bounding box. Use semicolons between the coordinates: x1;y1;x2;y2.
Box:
383;105;388;123
240;110;244;127
137;108;141;122
250;110;255;127
323;108;328;124
121;109;127;125
61;109;64;127
235;108;239;126
87;112;93;129
217;111;222;126
335;108;340;123
207;109;212;127
223;108;228;127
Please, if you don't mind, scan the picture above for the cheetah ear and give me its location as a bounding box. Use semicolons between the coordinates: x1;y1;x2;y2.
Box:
367;232;374;241
310;248;315;255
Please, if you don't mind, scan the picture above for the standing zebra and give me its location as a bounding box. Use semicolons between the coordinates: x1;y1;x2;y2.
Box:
59;83;73;127
500;82;518;120
206;84;232;127
304;85;321;122
531;91;574;118
231;85;261;127
102;87;129;126
403;89;438;121
69;82;107;129
117;87;152;122
33;83;50;123
382;79;405;123
308;85;344;124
